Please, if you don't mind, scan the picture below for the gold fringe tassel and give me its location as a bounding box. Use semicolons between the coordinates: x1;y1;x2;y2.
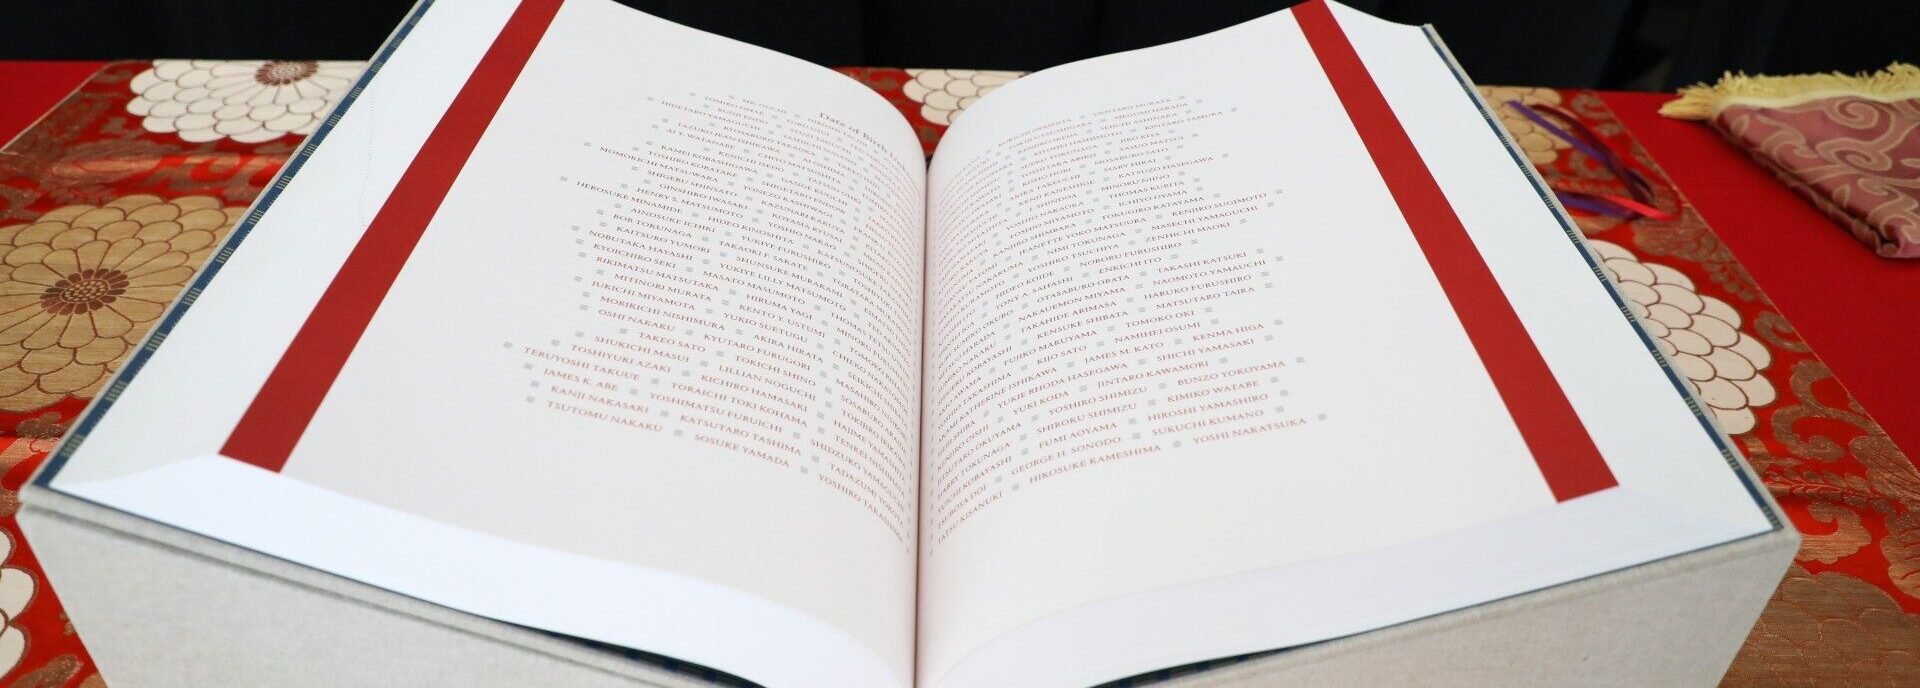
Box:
1659;62;1920;120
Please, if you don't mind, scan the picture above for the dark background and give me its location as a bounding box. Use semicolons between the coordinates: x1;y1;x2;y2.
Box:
6;0;1916;90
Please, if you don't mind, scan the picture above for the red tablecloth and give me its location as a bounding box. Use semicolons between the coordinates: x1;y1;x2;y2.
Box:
0;63;105;146
1598;92;1920;455
0;61;1913;686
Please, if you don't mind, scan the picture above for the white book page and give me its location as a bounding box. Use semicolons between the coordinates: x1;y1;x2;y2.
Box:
916;4;1772;686
44;0;924;686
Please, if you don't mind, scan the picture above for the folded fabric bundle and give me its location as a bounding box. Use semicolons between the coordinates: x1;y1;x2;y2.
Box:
1662;63;1920;258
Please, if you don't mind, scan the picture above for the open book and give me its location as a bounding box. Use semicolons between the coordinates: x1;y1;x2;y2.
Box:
35;0;1780;686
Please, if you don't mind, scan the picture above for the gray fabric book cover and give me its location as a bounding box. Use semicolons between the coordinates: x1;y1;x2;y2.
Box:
17;0;1799;685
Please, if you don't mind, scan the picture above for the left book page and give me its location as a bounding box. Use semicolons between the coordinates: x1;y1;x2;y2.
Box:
34;1;926;686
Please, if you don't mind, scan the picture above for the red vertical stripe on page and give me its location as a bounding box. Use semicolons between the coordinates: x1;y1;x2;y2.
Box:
1293;0;1617;501
222;0;567;471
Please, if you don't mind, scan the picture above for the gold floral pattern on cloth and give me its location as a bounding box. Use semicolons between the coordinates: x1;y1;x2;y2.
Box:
1480;85;1571;165
1724;565;1920;686
0;60;308;684
127;60;363;144
0;415;64;520
4;654;100;688
0;532;34;677
901;69;1022;125
0;196;242;412
1587;239;1775;434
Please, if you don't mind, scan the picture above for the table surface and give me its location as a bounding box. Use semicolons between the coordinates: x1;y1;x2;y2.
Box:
6;62;1905;454
0;61;1915;687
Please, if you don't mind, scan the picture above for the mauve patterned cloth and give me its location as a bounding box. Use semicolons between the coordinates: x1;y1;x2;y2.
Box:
1715;96;1920;258
1663;64;1920;259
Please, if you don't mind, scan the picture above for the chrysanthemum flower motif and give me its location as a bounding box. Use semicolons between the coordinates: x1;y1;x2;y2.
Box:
0;531;36;676
1479;86;1569;166
127;59;365;143
0;195;242;412
902;69;1022;125
1590;239;1775;434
